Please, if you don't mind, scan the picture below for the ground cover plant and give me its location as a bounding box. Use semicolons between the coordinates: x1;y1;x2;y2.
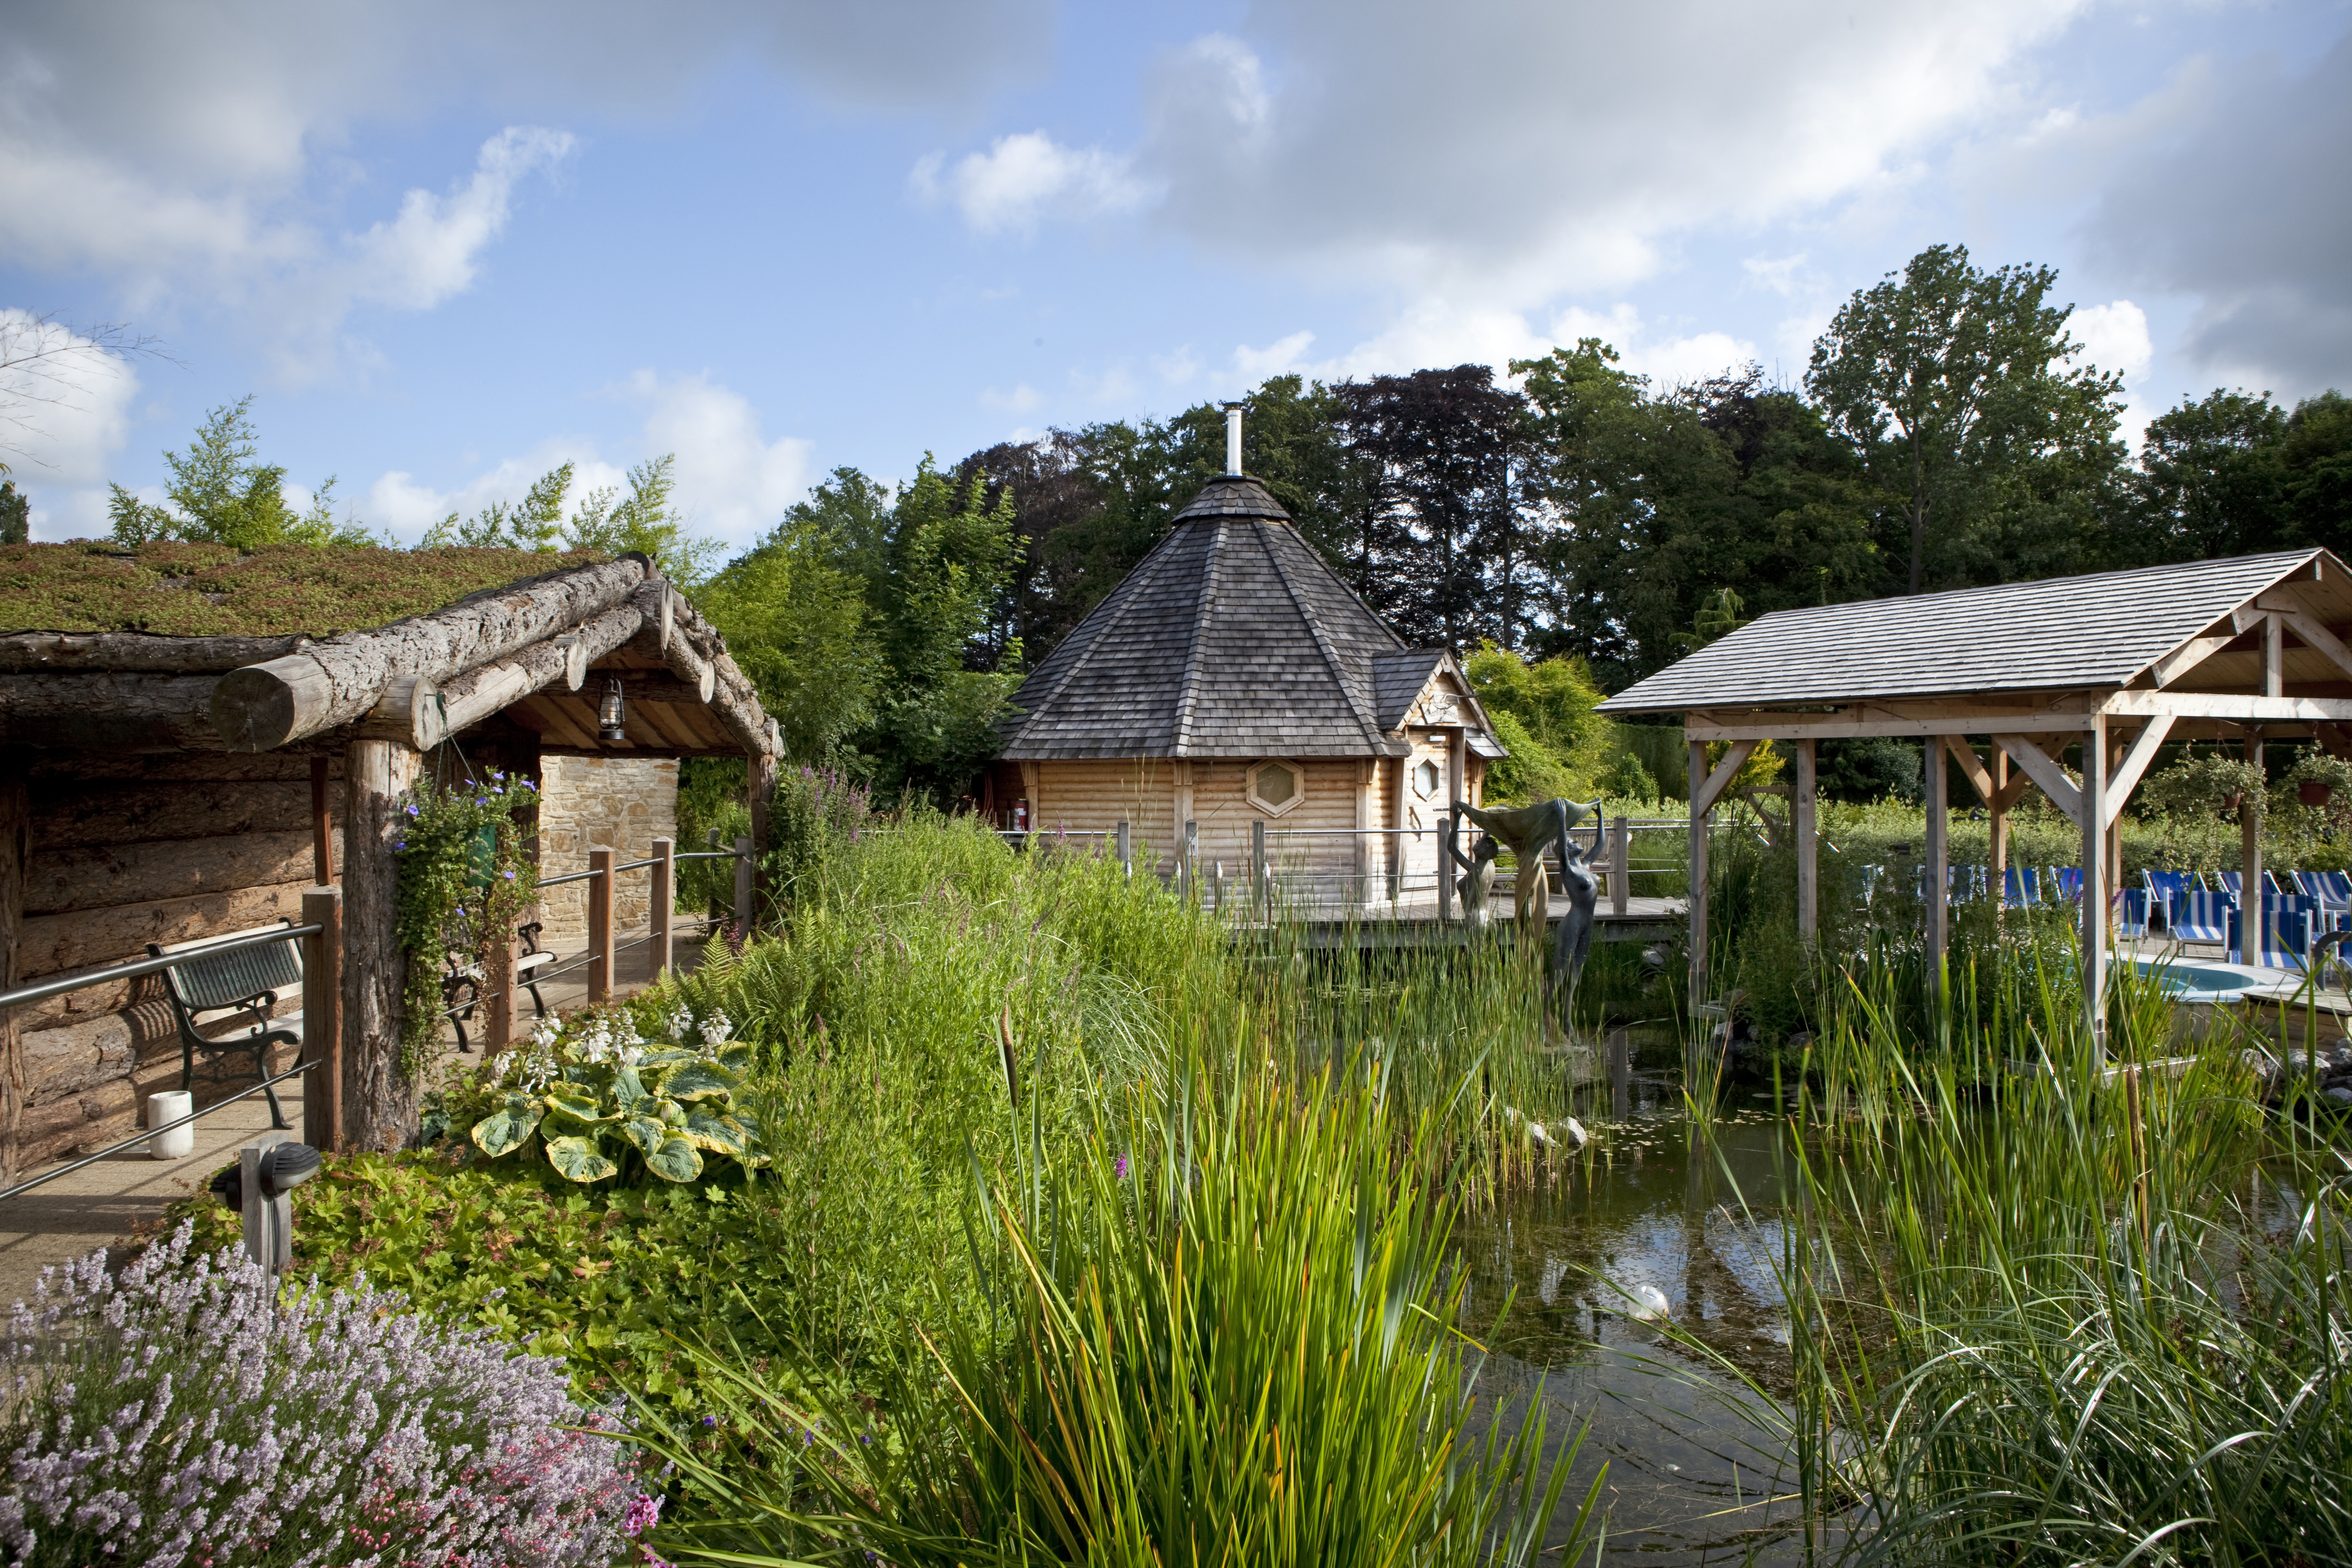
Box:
0;1223;652;1568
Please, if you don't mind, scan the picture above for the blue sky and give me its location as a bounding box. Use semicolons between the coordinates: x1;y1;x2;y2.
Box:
5;0;2348;553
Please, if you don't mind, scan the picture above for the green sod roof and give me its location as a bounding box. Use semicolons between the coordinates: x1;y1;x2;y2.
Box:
0;542;609;638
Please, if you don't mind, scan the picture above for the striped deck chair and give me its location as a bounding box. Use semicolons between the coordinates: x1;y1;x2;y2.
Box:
2292;870;2352;922
2144;870;2197;932
1858;864;1882;907
2001;866;2039;908
2050;867;2085;904
2115;887;2150;939
2229;905;2314;971
2169;890;2233;946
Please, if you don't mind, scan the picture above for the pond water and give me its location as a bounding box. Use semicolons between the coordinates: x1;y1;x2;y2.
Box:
1460;1034;1818;1564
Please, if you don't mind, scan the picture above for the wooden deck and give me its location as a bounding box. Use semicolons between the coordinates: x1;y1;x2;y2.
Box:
1210;880;1687;951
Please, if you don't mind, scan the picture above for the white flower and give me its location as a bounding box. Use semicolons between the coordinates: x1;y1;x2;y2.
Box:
618;1045;644;1070
701;1013;734;1047
665;1008;694;1044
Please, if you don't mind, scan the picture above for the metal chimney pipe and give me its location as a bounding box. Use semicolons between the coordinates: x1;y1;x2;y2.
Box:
1223;403;1243;475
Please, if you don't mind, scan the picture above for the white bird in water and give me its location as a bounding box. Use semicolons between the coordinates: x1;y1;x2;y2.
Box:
1623;1284;1671;1321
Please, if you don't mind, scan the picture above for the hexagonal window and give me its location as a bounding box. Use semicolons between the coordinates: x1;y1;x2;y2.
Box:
1247;759;1304;816
1413;758;1443;799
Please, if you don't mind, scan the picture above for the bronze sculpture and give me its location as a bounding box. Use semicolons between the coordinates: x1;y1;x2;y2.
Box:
1448;797;1603;1023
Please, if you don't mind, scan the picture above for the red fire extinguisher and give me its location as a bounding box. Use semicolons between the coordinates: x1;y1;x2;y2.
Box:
1013;800;1029;831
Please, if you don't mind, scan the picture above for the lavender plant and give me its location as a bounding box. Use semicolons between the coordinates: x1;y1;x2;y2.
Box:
0;1223;651;1568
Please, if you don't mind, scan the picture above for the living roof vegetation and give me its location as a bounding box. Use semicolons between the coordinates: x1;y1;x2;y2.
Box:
0;541;609;638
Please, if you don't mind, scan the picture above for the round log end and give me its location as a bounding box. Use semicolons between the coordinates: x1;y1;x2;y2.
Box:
211;655;333;752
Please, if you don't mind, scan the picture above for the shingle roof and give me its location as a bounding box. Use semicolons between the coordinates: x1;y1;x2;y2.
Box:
1372;650;1447;730
999;475;1418;758
1598;550;2332;713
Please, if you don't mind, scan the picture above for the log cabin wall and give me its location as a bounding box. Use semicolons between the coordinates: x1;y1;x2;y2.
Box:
12;750;343;1167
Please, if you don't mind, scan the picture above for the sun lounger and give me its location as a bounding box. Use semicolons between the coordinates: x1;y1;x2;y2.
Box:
2049;868;2084;904
2002;866;2039;908
2168;890;2233;946
2229;905;2313;971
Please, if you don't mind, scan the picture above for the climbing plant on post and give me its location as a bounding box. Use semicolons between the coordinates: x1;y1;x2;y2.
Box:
393;772;541;1078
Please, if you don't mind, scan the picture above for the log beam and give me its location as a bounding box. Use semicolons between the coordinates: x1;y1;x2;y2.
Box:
0;632;313;673
353;601;645;750
211;557;649;751
0;672;227;751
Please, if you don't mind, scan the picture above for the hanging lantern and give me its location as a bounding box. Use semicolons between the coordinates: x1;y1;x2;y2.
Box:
598;678;628;743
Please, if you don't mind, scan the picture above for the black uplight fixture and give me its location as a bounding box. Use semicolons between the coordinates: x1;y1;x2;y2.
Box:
598;677;628;743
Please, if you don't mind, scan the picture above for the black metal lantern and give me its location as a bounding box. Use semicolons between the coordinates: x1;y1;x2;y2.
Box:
598;677;628;743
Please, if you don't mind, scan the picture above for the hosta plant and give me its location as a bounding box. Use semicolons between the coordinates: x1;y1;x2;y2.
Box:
469;1007;771;1185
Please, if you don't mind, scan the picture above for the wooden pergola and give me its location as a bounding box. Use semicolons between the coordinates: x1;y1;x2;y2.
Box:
1597;549;2352;1039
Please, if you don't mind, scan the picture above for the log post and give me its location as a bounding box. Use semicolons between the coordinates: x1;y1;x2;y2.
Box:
588;846;615;1004
1795;738;1818;941
485;930;519;1055
310;755;335;885
2084;718;2110;1044
747;750;776;931
1115;819;1131;876
1924;737;1949;995
650;836;674;979
730;836;754;941
1353;758;1373;905
343;738;419;1152
1438;812;1456;923
1688;739;1709;1022
301;886;343;1152
1252;818;1269;918
0;763;25;1186
1991;748;2009;913
1610;812;1630;918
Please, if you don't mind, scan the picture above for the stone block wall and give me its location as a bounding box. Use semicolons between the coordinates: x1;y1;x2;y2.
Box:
534;756;679;949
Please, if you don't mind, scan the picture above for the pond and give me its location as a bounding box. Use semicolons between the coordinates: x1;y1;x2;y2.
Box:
1460;1034;1815;1563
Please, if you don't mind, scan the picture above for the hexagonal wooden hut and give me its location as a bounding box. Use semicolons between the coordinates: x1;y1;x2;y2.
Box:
0;543;779;1175
988;468;1504;905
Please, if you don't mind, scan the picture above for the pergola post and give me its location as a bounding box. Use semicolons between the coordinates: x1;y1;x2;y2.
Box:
343;737;420;1152
1687;739;1709;1019
1795;738;1818;941
1990;747;2009;908
1924;736;1949;994
2242;732;2264;906
2082;717;2109;1044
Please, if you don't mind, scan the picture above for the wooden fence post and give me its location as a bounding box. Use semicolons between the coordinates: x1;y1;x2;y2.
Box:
310;755;335;885
1181;820;1197;903
1115;819;1131;876
588;847;614;1004
650;836;674;978
1611;815;1631;918
1252;819;1268;918
1439;812;1457;923
732;836;753;941
301;886;343;1153
485;929;518;1056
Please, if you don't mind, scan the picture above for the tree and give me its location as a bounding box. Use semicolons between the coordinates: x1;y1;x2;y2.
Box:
0;481;27;545
106;397;360;548
2280;390;2352;556
2110;389;2290;565
424;463;578;552
422;455;722;584
1331;365;1529;647
697;515;877;763
1807;243;2123;593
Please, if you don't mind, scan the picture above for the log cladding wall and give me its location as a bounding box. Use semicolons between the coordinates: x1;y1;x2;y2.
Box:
536;756;679;947
1034;757;1390;893
10;752;344;1167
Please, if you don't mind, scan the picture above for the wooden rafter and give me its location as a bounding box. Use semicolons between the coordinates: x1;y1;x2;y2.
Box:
1994;733;2085;827
2103;715;2175;830
1692;740;1757;817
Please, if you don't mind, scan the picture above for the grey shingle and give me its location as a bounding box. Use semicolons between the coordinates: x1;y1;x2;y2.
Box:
1597;550;2332;713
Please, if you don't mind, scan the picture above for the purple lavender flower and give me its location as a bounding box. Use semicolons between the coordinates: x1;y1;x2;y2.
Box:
0;1223;638;1566
1115;1153;1131;1179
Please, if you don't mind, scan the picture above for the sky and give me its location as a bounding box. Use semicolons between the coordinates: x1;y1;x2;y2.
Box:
3;0;2348;553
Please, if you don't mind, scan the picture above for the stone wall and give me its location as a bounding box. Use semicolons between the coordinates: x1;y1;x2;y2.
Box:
534;755;678;949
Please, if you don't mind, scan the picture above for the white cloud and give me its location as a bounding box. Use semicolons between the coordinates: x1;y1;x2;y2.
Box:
1152;346;1202;385
1;311;144;539
981;382;1043;413
2068;299;2152;384
365;442;629;542
910;132;1148;236
1233;330;1315;380
629;371;814;551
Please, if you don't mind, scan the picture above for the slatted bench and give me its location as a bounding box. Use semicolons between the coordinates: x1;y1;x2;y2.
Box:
148;921;299;1131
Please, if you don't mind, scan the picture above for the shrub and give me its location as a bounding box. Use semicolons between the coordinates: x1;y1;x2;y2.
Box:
0;1223;649;1567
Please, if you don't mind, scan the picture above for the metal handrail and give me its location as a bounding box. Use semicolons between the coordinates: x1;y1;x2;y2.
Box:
0;922;326;1013
0;1060;313;1204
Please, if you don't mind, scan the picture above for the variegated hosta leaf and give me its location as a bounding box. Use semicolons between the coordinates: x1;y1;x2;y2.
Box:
621;1116;668;1158
661;1062;735;1101
636;1046;697;1067
645;1134;704;1183
545;1134;619;1183
611;1066;648;1110
542;1090;609;1125
683;1109;748;1157
470;1094;544;1158
652;1096;689;1129
717;1043;753;1076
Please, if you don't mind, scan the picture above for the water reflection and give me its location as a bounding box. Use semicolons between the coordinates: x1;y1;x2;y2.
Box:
1461;1036;1814;1563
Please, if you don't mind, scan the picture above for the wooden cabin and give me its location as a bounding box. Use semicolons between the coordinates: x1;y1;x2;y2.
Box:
988;463;1504;905
0;543;779;1173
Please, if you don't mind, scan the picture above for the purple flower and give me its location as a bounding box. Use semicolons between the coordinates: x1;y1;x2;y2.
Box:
701;1414;717;1426
406;804;420;816
622;1493;663;1535
1115;1153;1131;1179
505;870;518;880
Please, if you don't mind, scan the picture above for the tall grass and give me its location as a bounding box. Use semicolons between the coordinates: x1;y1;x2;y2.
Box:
1698;941;2352;1564
648;1052;1601;1567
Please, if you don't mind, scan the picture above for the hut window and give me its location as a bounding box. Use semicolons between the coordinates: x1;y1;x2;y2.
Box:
1246;759;1304;817
1412;758;1442;799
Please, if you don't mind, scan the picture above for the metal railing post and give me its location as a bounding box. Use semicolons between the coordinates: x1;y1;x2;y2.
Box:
1115;819;1131;876
301;887;342;1153
1439;812;1457;923
650;836;674;978
732;836;754;938
588;847;615;1004
1252;819;1268;919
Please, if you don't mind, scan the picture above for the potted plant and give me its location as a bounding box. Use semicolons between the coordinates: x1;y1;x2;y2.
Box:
2287;750;2352;809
